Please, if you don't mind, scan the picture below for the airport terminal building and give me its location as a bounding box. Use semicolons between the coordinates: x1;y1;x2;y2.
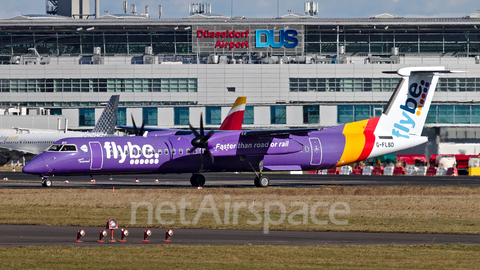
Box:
2;6;480;155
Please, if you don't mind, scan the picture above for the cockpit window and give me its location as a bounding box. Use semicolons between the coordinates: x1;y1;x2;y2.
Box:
47;144;77;152
62;145;77;151
47;144;63;152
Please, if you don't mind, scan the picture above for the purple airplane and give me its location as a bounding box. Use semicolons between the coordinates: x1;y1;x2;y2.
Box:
23;67;459;187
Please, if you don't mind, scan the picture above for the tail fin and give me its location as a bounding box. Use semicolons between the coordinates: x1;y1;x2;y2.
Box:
90;95;120;135
219;96;247;131
375;67;461;138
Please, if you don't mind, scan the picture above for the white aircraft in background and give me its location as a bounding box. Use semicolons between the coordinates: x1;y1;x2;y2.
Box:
0;95;120;164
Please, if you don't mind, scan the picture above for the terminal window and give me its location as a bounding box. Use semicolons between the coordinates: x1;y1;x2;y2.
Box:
303;105;319;124
289;78;400;92
243;106;254;125
79;108;95;127
116;108;126;126
206;107;221;125
143;107;158;126
337;105;385;124
271;106;286;125
174;107;189;126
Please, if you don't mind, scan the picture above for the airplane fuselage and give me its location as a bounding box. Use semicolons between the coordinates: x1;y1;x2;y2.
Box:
23;119;424;177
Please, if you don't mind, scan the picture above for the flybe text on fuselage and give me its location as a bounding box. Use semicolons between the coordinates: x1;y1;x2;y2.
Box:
392;80;431;139
101;141;158;164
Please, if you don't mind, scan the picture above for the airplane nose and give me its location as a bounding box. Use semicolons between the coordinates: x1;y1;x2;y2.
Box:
22;155;46;175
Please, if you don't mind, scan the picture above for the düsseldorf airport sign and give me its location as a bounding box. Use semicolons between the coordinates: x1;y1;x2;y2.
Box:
195;28;299;50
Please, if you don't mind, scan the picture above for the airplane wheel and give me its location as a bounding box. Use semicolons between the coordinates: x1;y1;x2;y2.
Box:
254;176;269;188
42;179;52;187
190;174;199;187
196;174;206;187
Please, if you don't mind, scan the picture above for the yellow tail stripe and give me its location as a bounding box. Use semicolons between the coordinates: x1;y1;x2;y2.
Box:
336;119;368;166
232;96;247;108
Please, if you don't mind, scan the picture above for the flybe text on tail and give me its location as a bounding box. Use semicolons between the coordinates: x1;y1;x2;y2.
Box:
392;79;431;139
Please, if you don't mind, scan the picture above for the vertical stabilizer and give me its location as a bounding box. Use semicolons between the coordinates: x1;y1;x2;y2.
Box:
375;67;460;138
90;95;120;134
219;96;247;130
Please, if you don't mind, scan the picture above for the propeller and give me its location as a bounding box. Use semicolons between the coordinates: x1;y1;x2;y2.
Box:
189;113;215;163
131;114;146;136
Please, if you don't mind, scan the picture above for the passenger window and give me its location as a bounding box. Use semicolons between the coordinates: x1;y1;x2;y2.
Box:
172;149;176;155
164;149;169;155
158;149;162;155
179;149;183;155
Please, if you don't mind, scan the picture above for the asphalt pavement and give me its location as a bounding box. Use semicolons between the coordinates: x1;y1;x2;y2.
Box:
0;171;479;189
1;225;479;247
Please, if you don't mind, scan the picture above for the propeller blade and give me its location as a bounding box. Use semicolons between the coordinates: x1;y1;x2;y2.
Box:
131;114;138;136
189;113;215;164
199;113;204;137
139;119;146;136
188;122;200;137
204;130;214;141
204;148;214;163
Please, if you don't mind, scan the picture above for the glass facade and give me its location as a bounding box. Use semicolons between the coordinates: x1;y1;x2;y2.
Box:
426;105;480;124
174;107;189;126
0;78;197;93
304;25;477;55
243;106;254;125
0;100;194;108
290;78;480;92
290;77;399;92
206;106;221;125
0;30;192;58
50;108;62;115
116;108;126;126
79;108;95;126
0;23;478;60
303;105;319;124
271;106;286;124
143;107;158;126
337;105;385;124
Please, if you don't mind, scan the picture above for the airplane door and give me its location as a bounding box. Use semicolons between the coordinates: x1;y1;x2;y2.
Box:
309;138;322;165
89;141;103;170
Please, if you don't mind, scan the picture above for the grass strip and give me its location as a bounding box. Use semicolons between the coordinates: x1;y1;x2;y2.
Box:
0;245;479;269
1;186;479;234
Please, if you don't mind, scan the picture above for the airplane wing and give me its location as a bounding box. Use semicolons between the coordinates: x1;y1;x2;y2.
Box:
239;128;321;137
0;146;39;156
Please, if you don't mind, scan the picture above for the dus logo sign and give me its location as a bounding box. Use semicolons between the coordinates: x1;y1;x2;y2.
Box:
392;80;430;139
255;29;299;48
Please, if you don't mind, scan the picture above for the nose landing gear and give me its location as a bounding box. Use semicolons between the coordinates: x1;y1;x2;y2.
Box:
41;177;52;187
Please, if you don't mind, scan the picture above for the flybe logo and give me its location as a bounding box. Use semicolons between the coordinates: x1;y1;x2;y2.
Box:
392;80;430;139
103;141;159;165
255;29;299;48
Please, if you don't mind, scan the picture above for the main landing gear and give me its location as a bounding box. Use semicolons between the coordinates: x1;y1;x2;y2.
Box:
249;160;269;188
254;175;270;188
41;177;52;187
190;173;206;187
188;159;270;188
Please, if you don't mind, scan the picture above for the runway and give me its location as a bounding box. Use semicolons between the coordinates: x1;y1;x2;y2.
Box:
1;172;480;189
1;225;479;247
